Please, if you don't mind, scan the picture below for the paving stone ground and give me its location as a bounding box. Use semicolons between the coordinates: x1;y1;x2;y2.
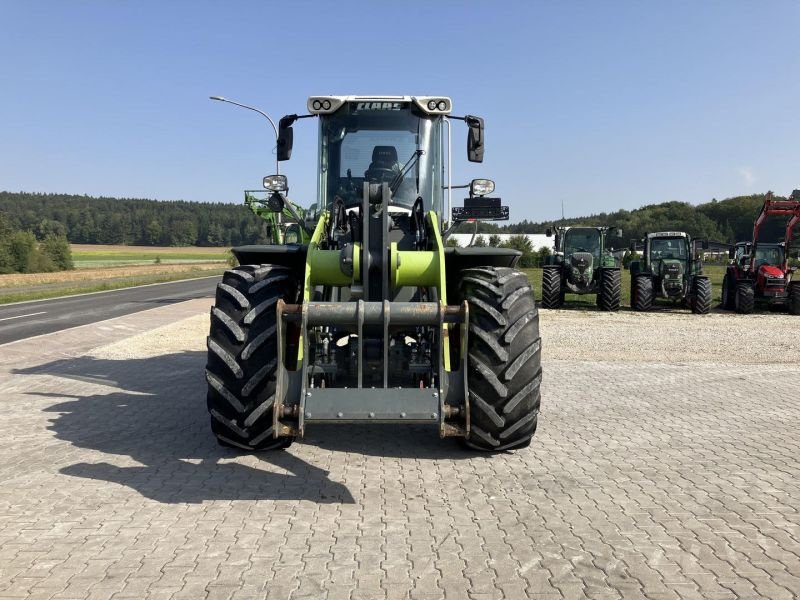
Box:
0;301;798;599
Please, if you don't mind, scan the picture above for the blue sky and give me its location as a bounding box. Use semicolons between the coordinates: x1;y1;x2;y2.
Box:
1;1;798;222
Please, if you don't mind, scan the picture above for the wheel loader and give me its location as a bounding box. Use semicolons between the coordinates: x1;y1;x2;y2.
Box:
540;226;622;310
629;232;711;313
206;96;542;452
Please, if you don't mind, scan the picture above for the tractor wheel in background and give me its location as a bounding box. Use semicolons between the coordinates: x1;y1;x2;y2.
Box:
789;282;800;315
540;266;563;309
734;282;755;315
632;274;654;312
598;268;621;312
205;264;299;450
690;277;711;315
459;267;542;452
721;274;735;310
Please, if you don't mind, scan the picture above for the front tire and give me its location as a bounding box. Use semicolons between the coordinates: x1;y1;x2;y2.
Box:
540;266;563;308
632;274;654;311
459;267;542;452
734;282;754;315
721;274;735;310
598;268;621;311
691;277;711;315
789;282;800;315
205;265;298;450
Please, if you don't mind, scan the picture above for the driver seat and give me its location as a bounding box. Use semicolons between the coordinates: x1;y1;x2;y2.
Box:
364;146;400;183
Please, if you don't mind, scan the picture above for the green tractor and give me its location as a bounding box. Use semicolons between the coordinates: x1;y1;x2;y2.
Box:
206;95;542;452
540;226;622;310
629;232;711;314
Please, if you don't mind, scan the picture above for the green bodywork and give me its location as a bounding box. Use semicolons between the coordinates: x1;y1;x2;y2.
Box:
544;226;621;294
244;191;312;245
630;232;703;300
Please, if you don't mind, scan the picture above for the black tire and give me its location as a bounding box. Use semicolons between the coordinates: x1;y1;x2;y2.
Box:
458;267;542;452
734;282;754;315
790;282;800;315
598;268;621;312
540;266;563;309
632;274;654;312
691;277;711;315
205;265;299;450
721;274;735;310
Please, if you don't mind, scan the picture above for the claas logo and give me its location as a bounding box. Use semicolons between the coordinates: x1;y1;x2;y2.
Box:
356;102;402;111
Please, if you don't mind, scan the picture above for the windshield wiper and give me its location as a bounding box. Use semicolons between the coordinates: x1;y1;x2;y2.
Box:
390;150;424;194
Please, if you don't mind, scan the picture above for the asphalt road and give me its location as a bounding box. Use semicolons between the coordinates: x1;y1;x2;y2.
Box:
0;276;216;345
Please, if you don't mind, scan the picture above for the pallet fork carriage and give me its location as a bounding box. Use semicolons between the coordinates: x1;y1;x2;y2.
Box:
206;96;542;452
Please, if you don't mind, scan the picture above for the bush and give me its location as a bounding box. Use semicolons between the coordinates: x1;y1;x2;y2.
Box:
622;250;639;268
501;235;537;268
41;235;74;270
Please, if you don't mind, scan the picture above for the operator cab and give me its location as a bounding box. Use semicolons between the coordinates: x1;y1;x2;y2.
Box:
313;98;446;214
563;228;601;258
650;237;688;261
753;244;784;268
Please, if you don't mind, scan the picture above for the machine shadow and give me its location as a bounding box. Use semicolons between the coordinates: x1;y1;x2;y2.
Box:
14;351;477;502
14;352;355;504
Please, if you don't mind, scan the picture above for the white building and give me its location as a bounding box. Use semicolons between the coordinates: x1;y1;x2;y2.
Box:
448;233;553;250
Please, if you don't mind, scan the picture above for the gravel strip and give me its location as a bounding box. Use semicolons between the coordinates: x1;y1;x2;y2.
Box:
88;303;800;364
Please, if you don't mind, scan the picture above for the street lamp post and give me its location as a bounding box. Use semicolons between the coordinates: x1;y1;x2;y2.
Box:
209;95;280;175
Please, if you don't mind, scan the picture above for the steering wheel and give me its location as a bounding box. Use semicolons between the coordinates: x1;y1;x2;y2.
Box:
366;168;398;185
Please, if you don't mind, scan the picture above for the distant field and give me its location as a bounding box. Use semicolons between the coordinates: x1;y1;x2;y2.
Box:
70;244;229;268
0;244;230;303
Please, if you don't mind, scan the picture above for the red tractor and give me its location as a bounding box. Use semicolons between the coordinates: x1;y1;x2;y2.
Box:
721;190;800;314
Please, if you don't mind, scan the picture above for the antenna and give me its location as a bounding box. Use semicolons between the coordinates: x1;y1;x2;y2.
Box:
561;199;565;220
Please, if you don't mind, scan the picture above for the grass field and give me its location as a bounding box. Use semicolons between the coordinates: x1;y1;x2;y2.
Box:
70;244;229;269
0;244;230;304
522;264;727;307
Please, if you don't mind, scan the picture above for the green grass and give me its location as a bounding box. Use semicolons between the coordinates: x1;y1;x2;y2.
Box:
0;268;225;305
70;245;230;269
522;263;727;307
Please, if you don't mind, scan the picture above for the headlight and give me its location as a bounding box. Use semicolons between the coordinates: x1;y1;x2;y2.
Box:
263;174;288;192
470;178;495;197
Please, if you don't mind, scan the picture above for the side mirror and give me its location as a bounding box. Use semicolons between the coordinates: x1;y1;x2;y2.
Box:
466;115;484;163
277;115;296;161
545;228;553;237
702;240;709;250
728;248;735;259
629;239;637;252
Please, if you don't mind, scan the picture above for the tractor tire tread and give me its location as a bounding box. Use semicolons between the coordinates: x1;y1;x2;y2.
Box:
599;268;621;312
691;277;712;315
459;267;542;452
205;264;298;451
541;266;562;309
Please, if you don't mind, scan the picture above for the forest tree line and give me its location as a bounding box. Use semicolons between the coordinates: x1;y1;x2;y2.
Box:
0;191;794;251
0;192;270;247
454;193;796;244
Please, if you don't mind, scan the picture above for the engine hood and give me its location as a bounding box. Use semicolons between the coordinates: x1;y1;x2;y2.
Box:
758;264;784;278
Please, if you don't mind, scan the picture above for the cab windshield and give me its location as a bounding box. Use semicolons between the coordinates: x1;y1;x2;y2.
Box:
317;103;442;212
754;244;784;267
564;228;601;258
649;238;687;261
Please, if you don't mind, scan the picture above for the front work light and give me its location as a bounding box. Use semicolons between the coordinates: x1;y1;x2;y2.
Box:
470;178;495;197
263;174;288;192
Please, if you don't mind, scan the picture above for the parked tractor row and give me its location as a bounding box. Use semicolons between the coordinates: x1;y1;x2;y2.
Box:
538;192;800;315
